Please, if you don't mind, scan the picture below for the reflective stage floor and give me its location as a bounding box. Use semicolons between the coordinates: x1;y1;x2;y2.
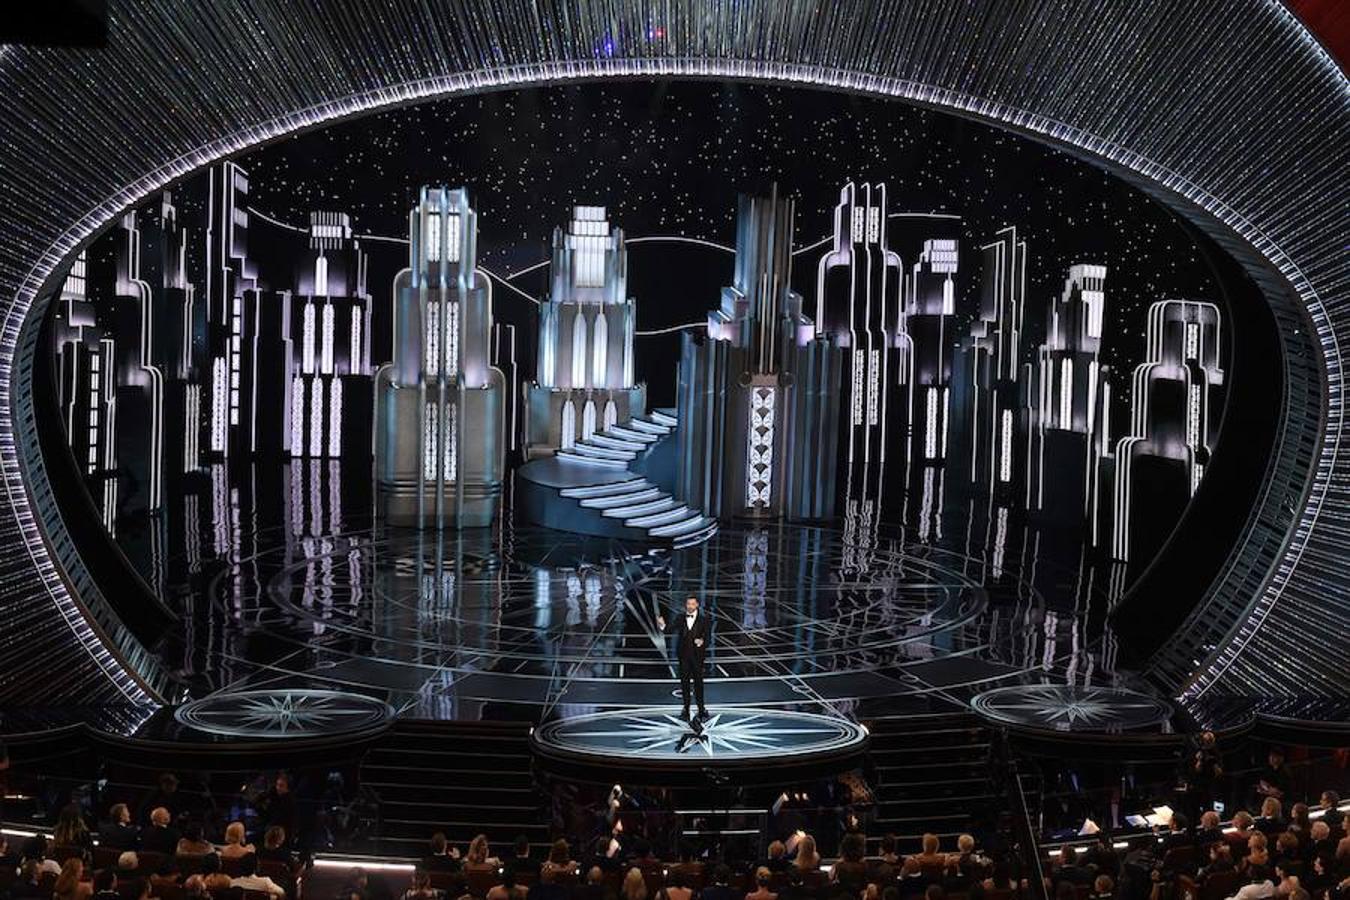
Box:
145;496;1148;738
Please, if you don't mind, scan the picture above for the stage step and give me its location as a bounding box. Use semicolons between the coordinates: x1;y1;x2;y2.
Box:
565;442;637;462
559;478;648;500
589;434;648;452
602;496;680;519
604;424;658;443
556;448;631;469
580;487;664;509
650;409;678;427
359;721;546;858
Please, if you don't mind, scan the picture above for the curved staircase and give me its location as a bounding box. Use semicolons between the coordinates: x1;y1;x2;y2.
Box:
516;408;718;547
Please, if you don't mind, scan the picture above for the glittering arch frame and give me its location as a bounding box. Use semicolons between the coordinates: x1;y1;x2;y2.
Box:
0;1;1345;705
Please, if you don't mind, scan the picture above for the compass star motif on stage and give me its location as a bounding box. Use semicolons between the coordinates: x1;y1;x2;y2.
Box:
175;689;392;739
971;685;1172;734
533;707;868;762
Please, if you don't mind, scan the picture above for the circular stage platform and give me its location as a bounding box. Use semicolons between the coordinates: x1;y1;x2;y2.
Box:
532;706;870;785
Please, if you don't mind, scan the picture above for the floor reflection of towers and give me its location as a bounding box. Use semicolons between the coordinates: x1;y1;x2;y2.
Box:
905;239;960;541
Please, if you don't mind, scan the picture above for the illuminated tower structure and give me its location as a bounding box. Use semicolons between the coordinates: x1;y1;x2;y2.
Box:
285;212;374;458
375;186;505;528
204;161;259;459
1112;300;1224;562
1026;264;1113;543
814;182;910;536
527;206;644;457
53;252;120;533
905;238;959;538
962;227;1027;500
676;188;840;521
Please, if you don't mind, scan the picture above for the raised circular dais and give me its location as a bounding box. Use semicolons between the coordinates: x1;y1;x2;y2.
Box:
174;689;393;739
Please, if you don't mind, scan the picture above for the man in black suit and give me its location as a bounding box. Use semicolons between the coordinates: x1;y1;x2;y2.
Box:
657;596;710;722
99;803;139;851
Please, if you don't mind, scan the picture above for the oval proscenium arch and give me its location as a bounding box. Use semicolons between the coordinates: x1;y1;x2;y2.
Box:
0;1;1345;705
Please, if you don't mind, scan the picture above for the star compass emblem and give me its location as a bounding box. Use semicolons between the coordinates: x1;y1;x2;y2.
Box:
971;684;1172;734
533;707;868;762
175;689;393;739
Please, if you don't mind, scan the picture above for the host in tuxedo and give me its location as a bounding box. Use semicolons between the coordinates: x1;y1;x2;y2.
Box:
657;596;710;722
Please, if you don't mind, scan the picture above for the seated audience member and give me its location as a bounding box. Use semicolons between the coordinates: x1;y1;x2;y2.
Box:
871;834;902;881
912;834;945;872
794;835;821;873
341;867;371;900
230;853;286;898
1231;868;1269;900
1089;875;1114;900
502;835;538;880
540;838;578;878
464;834;500;872
54;858;93;900
1051;847;1092;889
1199;843;1237;880
926;885;948;900
10;860;48;900
141;807;180;855
778;867;816;900
93;869;121;900
489;869;531;900
424;832;461;872
257;826;296;866
1257;799;1287;838
571;867;609;900
100;804;140;851
1084;833;1122;879
149;859;182;895
1243;836;1271;874
403;867;441;900
664;871;695;900
832;833;869;892
1317;792;1342;833
1198;812;1226;848
1273;833;1303;873
1308;822;1334;860
176;821;216;857
1229;813;1257;856
204;872;235;898
701;865;738;900
219;821;255;860
983;858;1018;894
55;803;95;855
140;773;185;825
528;864;573;900
745;867;777;900
20;833;61;876
897;859;931;899
762;841;790;874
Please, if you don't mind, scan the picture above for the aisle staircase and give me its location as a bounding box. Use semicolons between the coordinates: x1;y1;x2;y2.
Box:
516;408;717;547
866;711;1017;852
359;720;549;857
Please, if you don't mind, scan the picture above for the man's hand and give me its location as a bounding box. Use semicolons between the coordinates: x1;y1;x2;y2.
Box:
657;616;666;629
694;638;704;648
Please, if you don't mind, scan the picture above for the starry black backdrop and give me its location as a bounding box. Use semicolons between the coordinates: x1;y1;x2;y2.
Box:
237;81;1234;415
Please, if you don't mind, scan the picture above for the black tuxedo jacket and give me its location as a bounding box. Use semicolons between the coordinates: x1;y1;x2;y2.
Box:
665;611;710;663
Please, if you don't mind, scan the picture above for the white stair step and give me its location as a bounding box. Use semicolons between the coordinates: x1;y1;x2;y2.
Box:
605;425;658;443
672;521;719;547
627;505;692;528
650;409;678;427
603;497;679;519
629;418;671;435
569;443;636;461
556;449;630;470
560;478;649;500
580;488;664;509
656;515;716;538
589;434;647;452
